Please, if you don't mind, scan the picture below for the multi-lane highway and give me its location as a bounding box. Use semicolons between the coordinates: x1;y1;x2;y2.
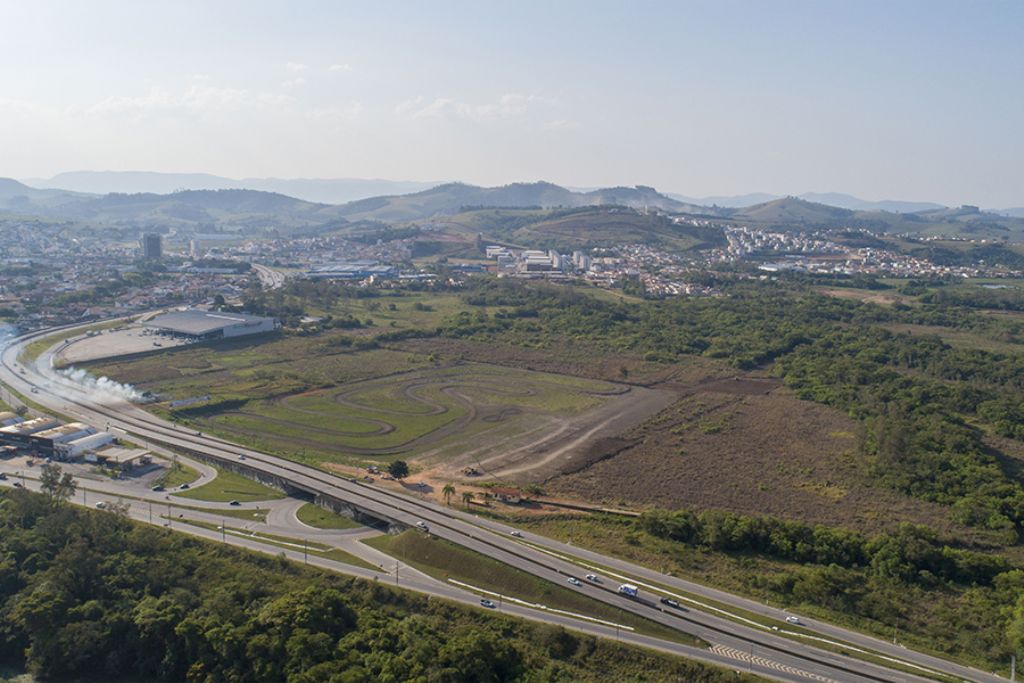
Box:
251;263;287;289
0;321;1006;683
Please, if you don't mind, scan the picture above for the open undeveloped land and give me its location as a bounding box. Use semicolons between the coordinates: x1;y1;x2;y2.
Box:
88;331;983;538
88;334;672;477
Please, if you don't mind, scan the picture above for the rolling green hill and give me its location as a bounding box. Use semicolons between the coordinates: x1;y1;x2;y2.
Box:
333;181;699;222
722;196;1024;240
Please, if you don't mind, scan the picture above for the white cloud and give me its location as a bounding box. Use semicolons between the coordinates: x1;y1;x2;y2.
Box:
286;61;308;72
396;93;552;121
282;77;306;90
328;63;352;72
86;85;294;117
543;118;578;131
308;102;364;121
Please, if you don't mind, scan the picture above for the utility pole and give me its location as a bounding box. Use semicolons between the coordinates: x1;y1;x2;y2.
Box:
395;560;399;586
1011;655;1016;682
167;502;172;528
303;538;307;564
222;520;226;543
148;501;152;525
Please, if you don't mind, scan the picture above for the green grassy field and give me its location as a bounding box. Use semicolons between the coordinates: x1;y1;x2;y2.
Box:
195;362;614;464
295;502;364;529
364;531;699;646
178;518;376;570
95;334;620;467
173;467;285;503
155;460;200;489
884;322;1024;354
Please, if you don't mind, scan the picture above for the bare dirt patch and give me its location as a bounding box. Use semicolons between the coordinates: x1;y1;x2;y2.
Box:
546;386;979;537
819;287;912;306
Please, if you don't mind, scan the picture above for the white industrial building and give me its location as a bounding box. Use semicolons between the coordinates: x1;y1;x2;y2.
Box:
0;411;23;428
144;310;278;341
58;432;116;460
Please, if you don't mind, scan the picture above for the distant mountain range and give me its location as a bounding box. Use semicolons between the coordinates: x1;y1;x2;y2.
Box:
2;174;1023;241
22;171;441;205
669;190;946;213
331;181;703;223
23;171;1007;214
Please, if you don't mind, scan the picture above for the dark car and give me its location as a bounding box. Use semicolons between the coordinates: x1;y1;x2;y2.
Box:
229;500;241;506
660;597;682;609
151;484;165;492
179;483;190;490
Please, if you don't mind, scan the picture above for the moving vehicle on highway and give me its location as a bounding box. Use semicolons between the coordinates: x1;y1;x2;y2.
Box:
617;583;639;598
479;599;496;609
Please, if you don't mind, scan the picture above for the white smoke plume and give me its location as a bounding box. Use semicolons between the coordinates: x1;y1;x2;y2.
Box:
57;367;146;404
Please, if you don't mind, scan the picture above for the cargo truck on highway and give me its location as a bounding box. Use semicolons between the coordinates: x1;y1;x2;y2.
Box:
617;583;639;598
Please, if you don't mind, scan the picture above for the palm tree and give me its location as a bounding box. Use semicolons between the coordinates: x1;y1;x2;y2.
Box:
442;483;456;506
461;491;475;509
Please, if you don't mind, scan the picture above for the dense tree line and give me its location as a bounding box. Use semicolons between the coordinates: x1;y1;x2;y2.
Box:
635;508;1024;664
0;488;750;683
639;509;1009;586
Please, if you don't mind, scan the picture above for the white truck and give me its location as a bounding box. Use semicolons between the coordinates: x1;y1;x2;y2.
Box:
617;583;639;598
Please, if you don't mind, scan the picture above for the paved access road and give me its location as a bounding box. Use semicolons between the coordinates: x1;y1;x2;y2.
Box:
0;322;1006;683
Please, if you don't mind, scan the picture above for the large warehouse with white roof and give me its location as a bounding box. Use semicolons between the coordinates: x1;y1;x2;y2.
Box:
144;310;278;340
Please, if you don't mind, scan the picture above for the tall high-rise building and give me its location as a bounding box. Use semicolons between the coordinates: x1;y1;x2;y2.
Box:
141;233;162;260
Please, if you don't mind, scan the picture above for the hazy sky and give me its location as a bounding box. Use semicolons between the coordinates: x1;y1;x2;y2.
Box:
2;1;1022;206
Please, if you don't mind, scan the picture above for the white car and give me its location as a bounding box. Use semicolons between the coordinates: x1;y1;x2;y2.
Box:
567;577;582;587
785;616;801;625
510;530;522;537
585;574;601;583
